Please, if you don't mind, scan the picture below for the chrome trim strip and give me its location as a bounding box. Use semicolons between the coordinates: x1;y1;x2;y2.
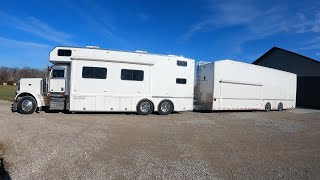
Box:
219;80;263;86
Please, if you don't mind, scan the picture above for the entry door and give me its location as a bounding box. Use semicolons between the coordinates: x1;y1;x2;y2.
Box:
49;67;66;93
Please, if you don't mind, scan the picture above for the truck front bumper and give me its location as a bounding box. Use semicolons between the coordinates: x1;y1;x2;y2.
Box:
11;101;18;112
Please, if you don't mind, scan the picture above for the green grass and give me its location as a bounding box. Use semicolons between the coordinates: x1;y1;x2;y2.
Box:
0;85;16;101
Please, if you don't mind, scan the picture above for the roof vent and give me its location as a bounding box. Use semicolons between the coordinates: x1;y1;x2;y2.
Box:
135;50;148;54
85;46;100;49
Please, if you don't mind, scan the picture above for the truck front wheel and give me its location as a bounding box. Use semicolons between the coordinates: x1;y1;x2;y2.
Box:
17;96;37;114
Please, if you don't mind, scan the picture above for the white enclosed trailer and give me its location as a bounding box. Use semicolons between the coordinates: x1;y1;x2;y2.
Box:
195;60;297;111
13;46;195;115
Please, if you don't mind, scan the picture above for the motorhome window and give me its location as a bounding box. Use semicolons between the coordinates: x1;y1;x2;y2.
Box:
82;67;107;79
176;78;187;84
121;69;144;81
57;49;72;56
52;69;65;78
177;60;187;67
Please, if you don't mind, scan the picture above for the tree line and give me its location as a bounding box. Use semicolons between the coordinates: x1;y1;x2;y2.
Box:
0;66;47;85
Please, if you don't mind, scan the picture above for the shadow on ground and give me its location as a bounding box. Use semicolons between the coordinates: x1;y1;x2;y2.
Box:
0;142;11;180
0;158;11;180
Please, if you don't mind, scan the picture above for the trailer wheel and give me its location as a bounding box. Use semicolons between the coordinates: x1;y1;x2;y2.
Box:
158;100;173;115
17;96;37;114
265;102;271;112
137;99;153;115
277;102;283;111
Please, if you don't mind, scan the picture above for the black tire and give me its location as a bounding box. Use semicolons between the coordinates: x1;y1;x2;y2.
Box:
17;96;37;114
278;102;283;111
265;102;271;112
136;99;153;115
158;100;173;115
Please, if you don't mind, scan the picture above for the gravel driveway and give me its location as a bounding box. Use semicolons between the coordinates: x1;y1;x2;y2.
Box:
0;100;319;180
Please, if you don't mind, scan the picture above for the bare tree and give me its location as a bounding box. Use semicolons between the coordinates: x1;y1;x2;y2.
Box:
0;66;46;85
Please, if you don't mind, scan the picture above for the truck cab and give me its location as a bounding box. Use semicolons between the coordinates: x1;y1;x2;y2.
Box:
13;64;70;114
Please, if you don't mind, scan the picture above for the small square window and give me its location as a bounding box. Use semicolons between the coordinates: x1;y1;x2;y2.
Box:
176;78;187;84
57;49;72;56
177;60;187;67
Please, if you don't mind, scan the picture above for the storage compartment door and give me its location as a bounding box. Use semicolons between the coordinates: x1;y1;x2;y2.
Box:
73;96;96;111
120;97;132;111
220;81;262;109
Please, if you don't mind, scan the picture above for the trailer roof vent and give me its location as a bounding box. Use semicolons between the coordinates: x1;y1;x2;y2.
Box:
57;49;72;57
135;50;148;54
85;46;100;49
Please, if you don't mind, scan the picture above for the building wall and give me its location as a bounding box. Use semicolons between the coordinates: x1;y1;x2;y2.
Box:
297;77;320;109
254;49;320;77
254;48;320;109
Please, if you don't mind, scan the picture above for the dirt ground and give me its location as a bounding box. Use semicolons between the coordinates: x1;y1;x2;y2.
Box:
0;100;319;180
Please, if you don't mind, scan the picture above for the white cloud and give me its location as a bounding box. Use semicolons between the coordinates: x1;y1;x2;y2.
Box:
0;37;50;48
299;37;320;50
0;37;51;68
179;0;320;43
63;0;127;46
0;11;74;45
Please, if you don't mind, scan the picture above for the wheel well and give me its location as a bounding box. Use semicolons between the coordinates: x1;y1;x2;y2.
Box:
17;93;38;106
138;99;155;112
265;102;271;109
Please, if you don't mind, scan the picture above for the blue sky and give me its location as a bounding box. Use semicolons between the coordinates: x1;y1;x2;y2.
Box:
0;0;319;68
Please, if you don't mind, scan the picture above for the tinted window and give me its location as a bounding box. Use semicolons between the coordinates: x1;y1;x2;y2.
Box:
176;78;187;84
82;67;107;79
52;69;64;78
57;49;72;56
121;69;144;81
177;60;187;67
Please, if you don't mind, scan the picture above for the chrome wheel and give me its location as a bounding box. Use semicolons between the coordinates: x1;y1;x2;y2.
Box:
18;96;37;114
140;102;151;113
160;102;171;113
158;100;173;115
21;100;33;112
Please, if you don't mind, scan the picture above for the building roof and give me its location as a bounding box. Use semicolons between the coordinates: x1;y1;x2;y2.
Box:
252;47;320;65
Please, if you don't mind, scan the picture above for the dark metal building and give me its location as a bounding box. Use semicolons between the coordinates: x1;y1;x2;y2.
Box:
253;47;320;109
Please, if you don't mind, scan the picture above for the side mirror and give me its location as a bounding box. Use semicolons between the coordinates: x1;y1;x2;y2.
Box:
48;67;54;78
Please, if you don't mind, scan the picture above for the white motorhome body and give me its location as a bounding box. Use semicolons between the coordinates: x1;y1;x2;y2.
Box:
195;60;297;111
14;47;195;115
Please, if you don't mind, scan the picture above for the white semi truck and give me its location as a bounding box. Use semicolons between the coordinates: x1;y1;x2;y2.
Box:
194;60;297;111
13;46;195;115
